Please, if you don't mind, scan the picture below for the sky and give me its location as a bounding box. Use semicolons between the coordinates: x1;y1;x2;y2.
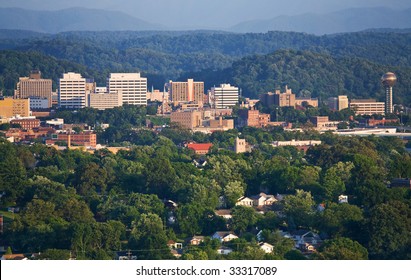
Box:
0;0;410;29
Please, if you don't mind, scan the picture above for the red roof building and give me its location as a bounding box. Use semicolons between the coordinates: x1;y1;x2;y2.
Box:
186;143;213;155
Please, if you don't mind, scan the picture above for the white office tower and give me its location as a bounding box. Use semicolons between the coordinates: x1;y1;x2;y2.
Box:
108;73;147;105
59;72;87;109
210;84;239;109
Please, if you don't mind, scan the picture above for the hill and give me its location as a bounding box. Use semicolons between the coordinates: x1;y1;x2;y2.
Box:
0;7;162;33
181;50;411;105
231;7;411;35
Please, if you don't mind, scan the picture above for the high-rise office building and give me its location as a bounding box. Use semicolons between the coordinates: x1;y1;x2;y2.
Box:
338;95;349;111
108;73;147;106
168;79;204;105
14;70;53;108
59;72;87;109
210;84;239;109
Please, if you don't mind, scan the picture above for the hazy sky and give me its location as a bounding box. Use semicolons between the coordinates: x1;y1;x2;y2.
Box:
1;0;410;28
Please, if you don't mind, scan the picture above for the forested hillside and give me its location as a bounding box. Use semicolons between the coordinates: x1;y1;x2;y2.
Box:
185;50;411;104
1;30;411;103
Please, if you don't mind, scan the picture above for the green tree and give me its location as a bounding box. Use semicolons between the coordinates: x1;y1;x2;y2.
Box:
128;213;172;260
316;237;368;260
224;181;245;208
231;206;259;234
319;203;363;238
366;201;411;259
283;190;316;228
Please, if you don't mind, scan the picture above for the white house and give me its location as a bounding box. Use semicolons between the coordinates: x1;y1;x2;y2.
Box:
217;246;233;255
259;242;274;254
235;196;253;207
214;209;232;219
212;231;239;242
250;193;277;207
189;236;205;246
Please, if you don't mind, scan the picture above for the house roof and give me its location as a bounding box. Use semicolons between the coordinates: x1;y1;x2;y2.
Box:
213;231;236;238
259;242;274;248
237;196;253;202
2;254;26;260
215;209;232;216
187;143;213;151
191;235;205;240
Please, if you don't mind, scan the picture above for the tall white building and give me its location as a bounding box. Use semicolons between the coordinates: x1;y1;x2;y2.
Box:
210;84;239;109
59;72;87;109
108;73;147;105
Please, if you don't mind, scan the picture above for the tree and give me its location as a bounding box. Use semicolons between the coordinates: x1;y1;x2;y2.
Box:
366;201;411;259
74;162;109;197
231;206;259;234
282;190;316;228
321;162;353;201
316;237;368;260
0;147;26;204
36;249;71;260
224;181;245;208
128;213;172;260
144;156;176;198
176;203;204;237
319;203;363;238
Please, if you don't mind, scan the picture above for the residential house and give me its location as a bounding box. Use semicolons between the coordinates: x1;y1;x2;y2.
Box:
290;230;322;251
188;236;205;246
212;231;239;242
217;246;233;255
235;196;254;207
168;240;183;258
193;158;207;168
338;195;348;203
167;240;183;250
214;209;232;220
259;242;274;254
250;193;277;207
115;251;137;260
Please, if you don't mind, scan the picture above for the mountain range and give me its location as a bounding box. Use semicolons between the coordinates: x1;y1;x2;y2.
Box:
1;6;411;34
230;7;411;34
0;7;163;33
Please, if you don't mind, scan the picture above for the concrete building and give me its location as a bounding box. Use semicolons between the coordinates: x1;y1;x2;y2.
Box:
238;109;270;128
235;137;252;153
168;79;204;106
170;111;203;130
295;97;318;108
14;70;53;108
59;72;87;109
338;95;349;111
0;97;30;118
89;91;123;110
310;116;339;131
29;97;49;109
210;84;239;109
350;99;385;115
259;86;295;108
108;73;147;106
329;95;349;111
147;89;169;102
272;139;322;147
